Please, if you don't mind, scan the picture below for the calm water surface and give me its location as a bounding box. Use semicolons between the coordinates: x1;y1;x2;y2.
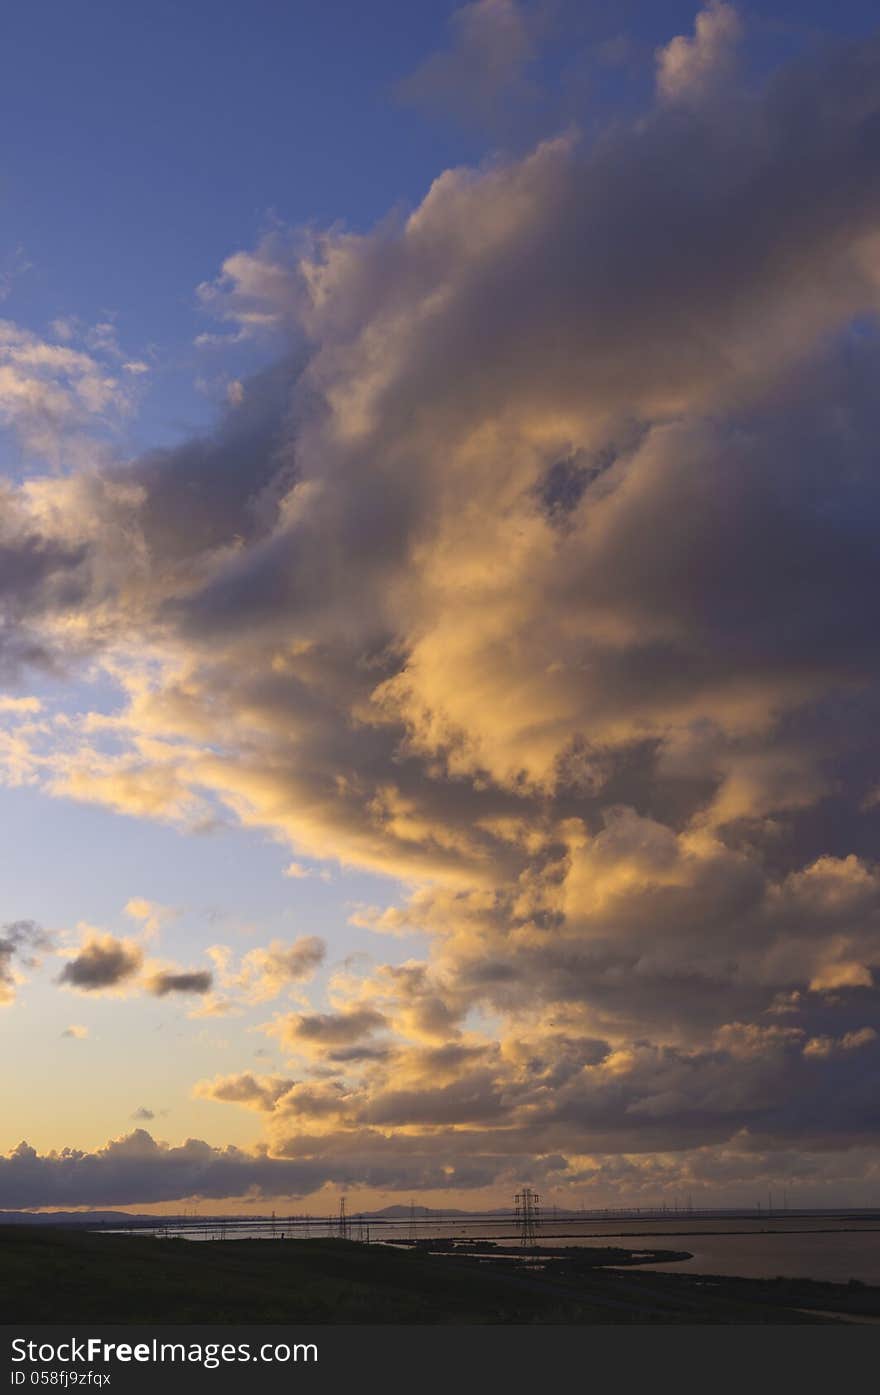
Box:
105;1212;880;1284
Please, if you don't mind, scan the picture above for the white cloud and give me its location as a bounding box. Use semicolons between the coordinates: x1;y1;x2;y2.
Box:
656;2;742;105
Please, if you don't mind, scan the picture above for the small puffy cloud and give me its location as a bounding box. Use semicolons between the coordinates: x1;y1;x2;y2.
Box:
57;933;144;994
656;1;742;105
130;1106;154;1121
0;696;41;714
187;993;241;1019
804;1027;877;1059
0;246;31;303
56;929;212;1001
50;757;208;826
195;235;300;345
60;1024;88;1040
124;898;176;940
714;1022;805;1059
193;1072;295;1113
842;1027;878;1051
809;962;874;992
0;317;139;466
145;968;213;997
209;936;326;1004
284;862;331;882
268;1006;388;1060
397;0;537;132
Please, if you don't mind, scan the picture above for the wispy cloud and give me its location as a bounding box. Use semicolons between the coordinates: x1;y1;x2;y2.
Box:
0;920;52;1006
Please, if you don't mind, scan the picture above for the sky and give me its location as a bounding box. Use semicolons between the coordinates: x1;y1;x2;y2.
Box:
1;0;880;1214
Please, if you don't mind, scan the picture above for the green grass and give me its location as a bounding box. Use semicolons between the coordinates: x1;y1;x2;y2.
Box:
0;1228;605;1323
0;1226;865;1324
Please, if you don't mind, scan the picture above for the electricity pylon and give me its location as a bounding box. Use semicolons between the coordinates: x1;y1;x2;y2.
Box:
515;1187;541;1248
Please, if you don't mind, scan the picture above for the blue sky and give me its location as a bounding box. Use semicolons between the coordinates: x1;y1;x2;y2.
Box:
2;2;472;444
0;1;462;1158
4;1;875;402
2;0;875;452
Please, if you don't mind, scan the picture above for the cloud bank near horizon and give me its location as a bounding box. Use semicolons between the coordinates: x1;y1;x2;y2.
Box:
3;4;880;1204
3;1124;879;1210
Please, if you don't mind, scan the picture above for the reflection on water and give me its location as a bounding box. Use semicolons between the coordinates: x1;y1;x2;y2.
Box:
616;1229;880;1284
101;1211;880;1285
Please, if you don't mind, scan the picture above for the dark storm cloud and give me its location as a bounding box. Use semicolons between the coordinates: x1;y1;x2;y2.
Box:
124;356;301;564
359;1072;508;1127
0;523;89;678
57;936;143;993
0;536;86;603
274;1008;389;1054
145;969;213;997
0;1129;545;1207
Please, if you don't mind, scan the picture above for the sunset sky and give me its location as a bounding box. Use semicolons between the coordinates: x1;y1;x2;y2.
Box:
2;0;880;1214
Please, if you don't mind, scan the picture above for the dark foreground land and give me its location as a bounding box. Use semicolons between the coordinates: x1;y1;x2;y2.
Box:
2;1226;879;1324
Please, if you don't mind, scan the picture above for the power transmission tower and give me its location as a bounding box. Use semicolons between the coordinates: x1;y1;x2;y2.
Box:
514;1187;541;1249
338;1195;349;1240
408;1199;417;1243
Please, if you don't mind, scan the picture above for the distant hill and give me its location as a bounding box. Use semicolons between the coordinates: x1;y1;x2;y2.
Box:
0;1205;515;1225
361;1205;520;1218
0;1204;516;1223
363;1205;480;1219
0;1210;157;1226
